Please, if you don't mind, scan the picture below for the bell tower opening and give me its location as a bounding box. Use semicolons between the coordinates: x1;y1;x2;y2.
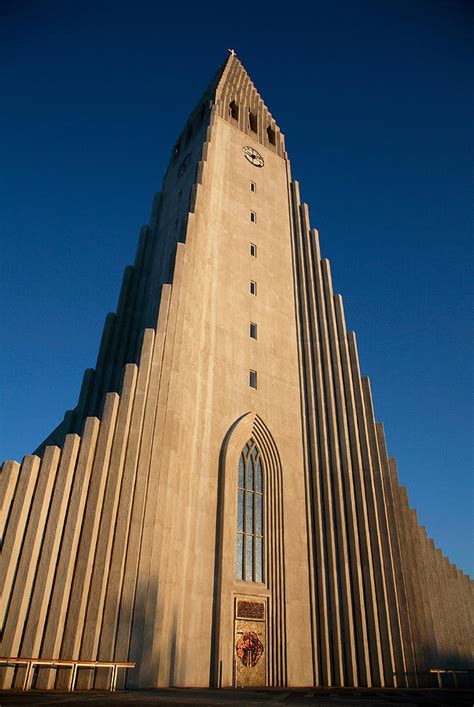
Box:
229;100;239;120
248;109;257;133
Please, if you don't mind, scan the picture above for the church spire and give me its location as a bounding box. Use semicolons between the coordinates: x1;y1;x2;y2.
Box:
213;51;285;156
170;51;285;168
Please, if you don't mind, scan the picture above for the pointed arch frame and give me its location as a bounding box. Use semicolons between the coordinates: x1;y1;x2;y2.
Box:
210;412;287;688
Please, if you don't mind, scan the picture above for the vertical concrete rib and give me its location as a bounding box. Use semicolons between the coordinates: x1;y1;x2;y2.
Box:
461;574;474;663
96;330;155;683
419;526;438;672
321;261;370;686
378;432;416;684
111;227;149;392
0;461;20;548
0;447;61;689
334;303;383;686
415;520;436;682
40;417;100;689
361;378;405;685
58;393;119;678
289;181;330;685
442;557;461;667
155;204;210;686
455;568;471;664
347;334;395;685
0;455;41;635
429;539;443;668
286;172;321;687
148;192;161;232
169;224;210;679
390;467;420;686
137;257;184;686
129;269;180;686
402;512;431;687
133;245;185;686
74;369;95;433
329;295;373;686
449;566;463;664
402;496;431;682
87;312;116;417
116;288;171;689
434;549;449;664
429;543;445;663
97;267;133;412
438;555;451;670
299;199;343;690
128;226;154;362
20;435;81;662
79;365;138;687
314;254;356;686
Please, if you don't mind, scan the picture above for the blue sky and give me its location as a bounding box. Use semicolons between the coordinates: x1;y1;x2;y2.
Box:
1;0;472;574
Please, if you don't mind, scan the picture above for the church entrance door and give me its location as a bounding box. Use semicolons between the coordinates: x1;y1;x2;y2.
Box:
233;598;266;687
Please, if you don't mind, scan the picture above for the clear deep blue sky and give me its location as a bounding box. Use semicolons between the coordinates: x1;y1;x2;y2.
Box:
1;1;472;574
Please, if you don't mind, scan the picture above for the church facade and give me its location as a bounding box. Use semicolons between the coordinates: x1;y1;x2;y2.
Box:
1;53;472;690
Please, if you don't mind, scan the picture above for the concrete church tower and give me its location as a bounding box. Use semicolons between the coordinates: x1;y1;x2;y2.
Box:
1;52;472;691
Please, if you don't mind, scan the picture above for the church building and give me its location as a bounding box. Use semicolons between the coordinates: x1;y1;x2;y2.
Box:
1;52;472;691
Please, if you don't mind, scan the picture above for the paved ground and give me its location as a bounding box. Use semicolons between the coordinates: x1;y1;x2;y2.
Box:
1;688;473;707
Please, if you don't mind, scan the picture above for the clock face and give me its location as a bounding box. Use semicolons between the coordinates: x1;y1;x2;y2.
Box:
178;153;192;177
243;146;264;168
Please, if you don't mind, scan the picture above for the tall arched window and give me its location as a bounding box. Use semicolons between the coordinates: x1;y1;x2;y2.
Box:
236;439;263;582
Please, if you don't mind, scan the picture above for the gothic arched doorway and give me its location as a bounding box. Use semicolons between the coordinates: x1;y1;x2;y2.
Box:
210;412;287;688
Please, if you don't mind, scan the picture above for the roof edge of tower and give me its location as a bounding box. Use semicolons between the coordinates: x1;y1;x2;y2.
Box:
212;51;286;157
167;51;286;163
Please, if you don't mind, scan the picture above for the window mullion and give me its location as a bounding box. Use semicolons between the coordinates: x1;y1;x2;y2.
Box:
243;487;248;581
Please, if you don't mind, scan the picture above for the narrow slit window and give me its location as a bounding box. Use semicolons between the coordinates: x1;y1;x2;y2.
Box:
250;211;256;223
173;141;181;159
250;280;257;295
267;125;276;145
250;243;257;257
249;110;257;133
250;181;256;193
250;322;257;339
229;100;239;120
249;370;257;389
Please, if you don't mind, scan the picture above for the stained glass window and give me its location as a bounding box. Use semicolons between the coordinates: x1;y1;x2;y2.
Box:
236;439;264;582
